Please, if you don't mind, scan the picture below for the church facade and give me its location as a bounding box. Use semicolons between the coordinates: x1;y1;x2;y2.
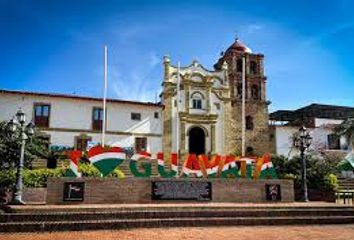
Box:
162;39;270;158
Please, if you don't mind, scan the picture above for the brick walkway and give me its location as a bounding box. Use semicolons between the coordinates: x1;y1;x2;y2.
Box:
1;225;354;240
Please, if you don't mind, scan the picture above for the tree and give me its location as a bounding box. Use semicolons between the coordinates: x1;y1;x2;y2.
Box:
335;118;354;150
0;121;49;169
271;153;339;191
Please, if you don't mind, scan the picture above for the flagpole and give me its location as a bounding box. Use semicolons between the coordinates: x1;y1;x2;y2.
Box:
102;45;108;147
176;62;181;176
241;56;246;156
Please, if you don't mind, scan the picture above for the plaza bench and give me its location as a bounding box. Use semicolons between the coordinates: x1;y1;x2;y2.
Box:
335;190;354;205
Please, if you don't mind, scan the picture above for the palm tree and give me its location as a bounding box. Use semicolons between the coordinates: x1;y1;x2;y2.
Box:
335;118;354;151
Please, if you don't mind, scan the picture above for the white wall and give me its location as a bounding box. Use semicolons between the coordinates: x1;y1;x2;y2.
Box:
275;126;298;157
315;118;343;127
275;121;351;158
0;92;163;152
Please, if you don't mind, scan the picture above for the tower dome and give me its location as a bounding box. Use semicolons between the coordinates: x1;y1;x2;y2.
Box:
227;38;252;53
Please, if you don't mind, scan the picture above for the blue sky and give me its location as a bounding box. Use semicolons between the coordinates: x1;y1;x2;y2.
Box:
0;0;353;111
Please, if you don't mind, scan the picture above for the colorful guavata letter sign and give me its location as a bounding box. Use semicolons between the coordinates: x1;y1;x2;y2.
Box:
88;146;126;177
65;150;82;177
157;152;178;178
65;146;277;179
129;151;152;177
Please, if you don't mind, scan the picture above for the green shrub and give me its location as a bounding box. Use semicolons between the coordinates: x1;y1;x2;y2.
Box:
23;168;65;188
0;170;16;187
108;168;126;178
282;173;297;181
337;161;354;171
324;173;338;190
79;163;101;177
0;162;129;189
271;153;341;191
0;168;66;188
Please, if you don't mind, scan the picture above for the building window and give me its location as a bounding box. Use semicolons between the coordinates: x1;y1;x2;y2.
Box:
237;83;242;99
246;116;254;130
191;92;203;109
154;112;159;119
246;146;254;155
237;59;243;72
92;107;104;131
192;99;202;109
250;61;258;74
251;84;259;100
34;104;50;128
135;137;147;152
327;134;340;150
214;102;220;110
131;112;141;121
76;135;92;151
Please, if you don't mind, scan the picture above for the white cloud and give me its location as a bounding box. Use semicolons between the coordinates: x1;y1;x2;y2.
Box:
149;51;160;67
304;21;354;45
114;24;167;43
245;24;263;34
108;50;161;103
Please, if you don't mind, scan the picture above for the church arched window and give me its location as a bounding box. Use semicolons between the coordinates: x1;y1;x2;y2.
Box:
246;116;254;130
237;59;243;72
251;84;259;100
250;61;258;74
191;92;203;109
237;83;242;99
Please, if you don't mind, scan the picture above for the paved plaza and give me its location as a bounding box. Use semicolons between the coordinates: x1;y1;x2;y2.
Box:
1;225;354;240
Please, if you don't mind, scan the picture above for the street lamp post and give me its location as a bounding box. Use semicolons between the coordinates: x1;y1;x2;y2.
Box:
294;126;312;202
7;109;35;205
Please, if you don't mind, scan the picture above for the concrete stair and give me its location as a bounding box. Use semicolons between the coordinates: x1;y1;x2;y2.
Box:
1;206;354;232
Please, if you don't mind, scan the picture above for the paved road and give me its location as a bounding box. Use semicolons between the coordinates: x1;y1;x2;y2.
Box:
1;225;354;240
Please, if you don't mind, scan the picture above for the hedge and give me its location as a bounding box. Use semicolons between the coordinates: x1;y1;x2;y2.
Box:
0;163;125;188
0;168;65;188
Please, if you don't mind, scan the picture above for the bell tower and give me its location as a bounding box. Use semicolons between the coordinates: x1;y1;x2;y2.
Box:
214;38;270;155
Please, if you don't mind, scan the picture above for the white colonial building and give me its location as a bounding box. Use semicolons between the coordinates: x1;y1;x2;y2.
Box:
0;89;162;153
270;104;354;158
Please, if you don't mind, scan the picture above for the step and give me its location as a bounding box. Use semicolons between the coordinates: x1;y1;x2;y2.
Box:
2;208;354;223
10;204;354;213
1;216;354;232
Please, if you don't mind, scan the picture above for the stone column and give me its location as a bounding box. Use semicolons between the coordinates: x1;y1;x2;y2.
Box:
211;124;216;153
261;80;266;101
162;93;173;165
185;84;190;114
180;121;186;163
207;85;211;114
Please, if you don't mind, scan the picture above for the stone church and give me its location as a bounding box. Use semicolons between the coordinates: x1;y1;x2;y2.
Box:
161;39;270;158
